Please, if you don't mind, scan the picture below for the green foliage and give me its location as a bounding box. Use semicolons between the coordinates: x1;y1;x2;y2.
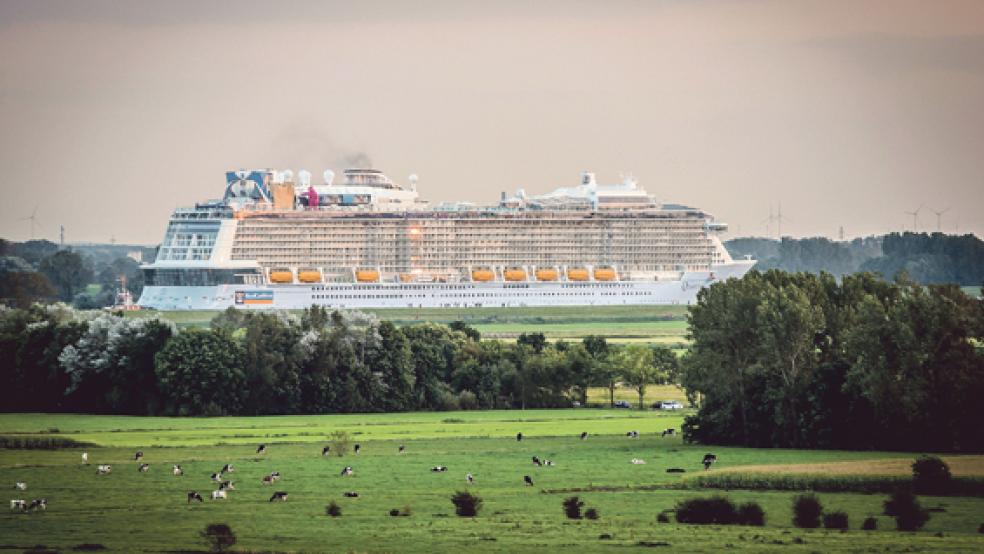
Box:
39;249;93;303
675;496;737;524
862;516;878;530
687;473;984;496
563;496;584;519
823;510;849;530
617;344;656;410
200;523;236;552
912;456;952;495
736;502;766;526
154;328;245;416
792;494;823;528
329;430;351;457
326;501;342;517
0;436;92;449
451;491;482;517
883;490;930;531
584;507;599;520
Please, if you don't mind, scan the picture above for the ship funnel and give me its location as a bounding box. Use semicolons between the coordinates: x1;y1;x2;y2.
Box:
282;169;294;183
408;174;418;191
298;169;312;187
323;169;335;186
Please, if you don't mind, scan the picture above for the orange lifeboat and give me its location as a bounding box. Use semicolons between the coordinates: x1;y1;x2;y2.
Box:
297;269;322;283
535;268;558;281
399;273;414;283
567;268;589;281
504;268;527;282
269;270;293;284
471;269;495;282
356;269;380;283
593;267;617;281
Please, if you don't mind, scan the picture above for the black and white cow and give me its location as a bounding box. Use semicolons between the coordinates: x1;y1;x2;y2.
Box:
580;432;588;440
256;444;266;455
138;463;150;473
340;466;354;477
173;465;183;476
322;446;330;456
211;490;227;500
187;491;204;503
430;466;448;472
702;453;717;470
269;491;288;502
134;451;144;462
342;491;359;498
96;465;112;475
524;475;534;486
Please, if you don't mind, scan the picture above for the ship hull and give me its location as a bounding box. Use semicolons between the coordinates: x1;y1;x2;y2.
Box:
138;261;754;311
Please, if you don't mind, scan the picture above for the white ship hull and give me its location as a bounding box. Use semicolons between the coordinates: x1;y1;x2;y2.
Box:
138;261;754;311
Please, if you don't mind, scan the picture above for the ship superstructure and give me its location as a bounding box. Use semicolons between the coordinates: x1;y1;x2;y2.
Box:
138;169;754;310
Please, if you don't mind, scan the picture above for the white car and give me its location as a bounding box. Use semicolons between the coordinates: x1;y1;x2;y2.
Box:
658;400;684;410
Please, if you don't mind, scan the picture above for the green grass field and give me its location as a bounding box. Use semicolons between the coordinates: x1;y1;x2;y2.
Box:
2;411;982;553
128;305;692;344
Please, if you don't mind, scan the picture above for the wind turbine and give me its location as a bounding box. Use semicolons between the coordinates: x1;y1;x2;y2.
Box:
18;205;43;239
760;202;790;240
929;207;949;232
903;205;922;232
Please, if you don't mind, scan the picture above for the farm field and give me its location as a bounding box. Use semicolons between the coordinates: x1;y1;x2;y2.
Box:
2;411;983;553
126;305;692;344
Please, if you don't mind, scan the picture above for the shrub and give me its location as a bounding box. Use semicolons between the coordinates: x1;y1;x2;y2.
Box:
329;430;351;457
883;490;929;531
584;508;600;520
457;390;479;410
325;501;342;517
736;502;766;526
0;436;92;449
563;496;585;519
200;523;236;553
792;494;823;528
675;496;737;524
912;456;951;495
862;517;878;531
823;510;849;530
451;491;482;517
978;522;984;534
389;508;400;517
656;511;671;523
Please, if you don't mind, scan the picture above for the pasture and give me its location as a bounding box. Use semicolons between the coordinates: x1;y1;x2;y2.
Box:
2;411;983;552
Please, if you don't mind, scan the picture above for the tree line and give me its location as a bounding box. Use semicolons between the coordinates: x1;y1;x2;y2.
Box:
0;305;679;416
681;270;984;452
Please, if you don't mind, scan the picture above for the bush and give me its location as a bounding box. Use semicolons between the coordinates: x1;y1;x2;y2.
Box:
736;502;766;526
823;510;849;530
200;523;236;553
883;490;929;531
457;390;479;410
862;517;878;531
389;508;400;517
326;501;342;517
687;472;984;496
0;436;92;449
978;522;984;534
329;431;351;457
563;496;584;519
656;511;671;523
912;456;951;495
584;507;600;520
451;491;482;517
792;494;823;528
675;496;737;524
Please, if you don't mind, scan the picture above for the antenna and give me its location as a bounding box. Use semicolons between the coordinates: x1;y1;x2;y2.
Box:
408;174;418;191
929;207;949;232
60;225;65;246
839;225;844;241
903;204;922;231
18;205;43;239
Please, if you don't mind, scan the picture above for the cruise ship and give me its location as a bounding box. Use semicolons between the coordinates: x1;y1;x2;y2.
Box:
138;168;755;310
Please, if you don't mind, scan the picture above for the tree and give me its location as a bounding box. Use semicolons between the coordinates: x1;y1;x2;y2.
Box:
582;335;614;406
517;332;547;353
651;345;680;386
200;523;236;552
154;329;245;415
39;250;93;302
0;270;55;308
618;344;656;409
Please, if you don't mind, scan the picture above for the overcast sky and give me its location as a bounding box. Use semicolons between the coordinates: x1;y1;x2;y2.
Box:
1;0;982;244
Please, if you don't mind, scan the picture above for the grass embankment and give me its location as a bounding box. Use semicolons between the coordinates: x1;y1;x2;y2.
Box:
2;411;983;552
128;305;692;344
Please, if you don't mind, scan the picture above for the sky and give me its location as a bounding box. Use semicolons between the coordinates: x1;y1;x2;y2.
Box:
1;0;982;244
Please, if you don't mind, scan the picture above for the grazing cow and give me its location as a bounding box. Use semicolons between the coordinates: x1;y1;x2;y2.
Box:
630;458;646;465
354;444;361;455
269;491;289;502
661;429;676;438
702;454;717;470
531;456;542;466
343;491;359;498
430;466;448;472
398;445;406;454
270;471;281;479
322;446;330;456
28;498;47;511
15;482;26;491
524;475;534;486
261;475;275;485
340;466;354;477
134;451;144;462
211;473;223;483
543;459;555;466
626;431;640;438
219;481;235;491
211;490;227;500
187;491;204;503
10;499;26;511
81;451;88;464
580;432;588;440
256;444;266;455
516;432;523;442
173;465;183;476
665;468;686;473
138;463;150;473
221;464;234;474
466;473;474;484
96;465;112;475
